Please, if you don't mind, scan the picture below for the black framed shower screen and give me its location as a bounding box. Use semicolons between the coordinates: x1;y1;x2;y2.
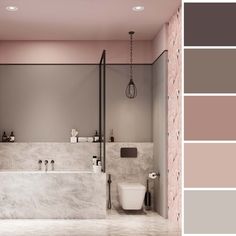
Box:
99;50;106;173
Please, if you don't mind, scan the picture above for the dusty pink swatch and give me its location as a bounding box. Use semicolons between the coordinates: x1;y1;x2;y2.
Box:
185;143;236;187
185;96;236;140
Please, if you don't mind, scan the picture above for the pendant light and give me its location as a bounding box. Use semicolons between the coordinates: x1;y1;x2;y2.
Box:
125;31;137;99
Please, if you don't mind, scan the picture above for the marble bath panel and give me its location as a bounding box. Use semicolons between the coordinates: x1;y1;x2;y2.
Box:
0;143;99;171
0;172;106;219
106;143;154;209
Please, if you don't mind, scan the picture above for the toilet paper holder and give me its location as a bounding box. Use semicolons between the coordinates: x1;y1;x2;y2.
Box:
149;172;160;179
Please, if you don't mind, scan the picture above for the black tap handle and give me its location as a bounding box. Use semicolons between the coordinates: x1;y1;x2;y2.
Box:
45;160;48;164
51;160;55;164
38;160;42;164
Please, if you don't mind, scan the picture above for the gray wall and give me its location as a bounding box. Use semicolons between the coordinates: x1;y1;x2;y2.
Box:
0;65;99;142
152;52;168;218
0;64;152;142
107;65;152;142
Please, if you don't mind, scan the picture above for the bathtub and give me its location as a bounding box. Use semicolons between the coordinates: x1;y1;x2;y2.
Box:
0;171;106;219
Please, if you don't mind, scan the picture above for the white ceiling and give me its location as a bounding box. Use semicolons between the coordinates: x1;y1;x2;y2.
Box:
0;0;181;40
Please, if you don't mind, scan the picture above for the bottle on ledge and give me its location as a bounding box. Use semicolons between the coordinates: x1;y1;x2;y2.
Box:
2;131;7;142
9;131;15;142
110;129;114;142
93;130;99;142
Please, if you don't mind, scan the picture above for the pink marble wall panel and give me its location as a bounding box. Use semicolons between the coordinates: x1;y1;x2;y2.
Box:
167;7;182;226
0;40;152;64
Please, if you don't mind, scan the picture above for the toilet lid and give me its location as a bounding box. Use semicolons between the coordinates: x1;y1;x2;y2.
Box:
118;183;145;190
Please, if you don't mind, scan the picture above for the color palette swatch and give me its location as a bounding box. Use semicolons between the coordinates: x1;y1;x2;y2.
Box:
185;49;236;93
185;96;236;140
185;3;236;46
184;2;236;234
185;191;236;234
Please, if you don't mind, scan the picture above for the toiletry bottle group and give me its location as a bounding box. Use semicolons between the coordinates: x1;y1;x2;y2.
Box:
2;131;15;142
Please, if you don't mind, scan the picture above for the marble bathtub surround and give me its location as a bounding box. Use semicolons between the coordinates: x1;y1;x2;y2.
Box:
0;172;106;219
0;142;154;213
0;143;99;171
106;143;154;209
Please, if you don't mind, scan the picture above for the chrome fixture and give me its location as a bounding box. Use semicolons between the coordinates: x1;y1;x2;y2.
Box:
38;160;42;171
44;160;48;172
125;31;137;99
51;160;55;171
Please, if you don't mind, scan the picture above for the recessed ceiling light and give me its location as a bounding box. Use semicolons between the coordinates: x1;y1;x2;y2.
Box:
132;6;144;12
6;6;18;12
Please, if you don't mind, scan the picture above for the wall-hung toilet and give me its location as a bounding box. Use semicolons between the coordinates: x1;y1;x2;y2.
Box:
118;183;146;210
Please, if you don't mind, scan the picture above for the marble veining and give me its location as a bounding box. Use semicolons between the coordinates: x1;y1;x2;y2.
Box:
167;7;182;226
0;172;106;219
0;143;99;171
106;143;154;209
0;210;180;236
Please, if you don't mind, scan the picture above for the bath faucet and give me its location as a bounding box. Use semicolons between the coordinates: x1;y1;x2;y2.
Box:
51;160;55;171
38;160;42;171
44;160;48;172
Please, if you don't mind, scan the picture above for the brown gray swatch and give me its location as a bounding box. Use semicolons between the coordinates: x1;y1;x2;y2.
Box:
185;49;236;93
185;96;236;140
185;191;236;234
185;3;236;46
185;143;236;187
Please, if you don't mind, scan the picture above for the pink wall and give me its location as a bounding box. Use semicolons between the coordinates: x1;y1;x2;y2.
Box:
152;24;168;61
0;40;153;64
0;28;169;64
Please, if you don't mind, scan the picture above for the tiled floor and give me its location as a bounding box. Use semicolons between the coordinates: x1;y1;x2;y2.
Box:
0;210;180;236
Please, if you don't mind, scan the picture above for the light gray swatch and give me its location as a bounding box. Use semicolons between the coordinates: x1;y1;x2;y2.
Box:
185;191;236;234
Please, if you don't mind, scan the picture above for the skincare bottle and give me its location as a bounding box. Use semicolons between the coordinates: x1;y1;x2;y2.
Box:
93;156;97;165
93;159;102;173
70;129;78;143
2;132;7;142
110;129;114;142
93;130;99;142
9;131;15;142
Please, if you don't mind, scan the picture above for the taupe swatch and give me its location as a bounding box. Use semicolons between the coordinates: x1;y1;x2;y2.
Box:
185;96;236;140
185;49;236;93
185;143;236;187
185;3;236;46
185;191;236;234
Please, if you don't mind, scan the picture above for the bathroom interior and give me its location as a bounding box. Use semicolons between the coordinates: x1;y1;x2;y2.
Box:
0;0;181;235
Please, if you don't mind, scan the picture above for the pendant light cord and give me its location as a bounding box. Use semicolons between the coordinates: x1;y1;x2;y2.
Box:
129;31;134;81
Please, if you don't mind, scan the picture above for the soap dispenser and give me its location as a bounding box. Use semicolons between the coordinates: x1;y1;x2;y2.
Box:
2;132;7;142
9;131;15;142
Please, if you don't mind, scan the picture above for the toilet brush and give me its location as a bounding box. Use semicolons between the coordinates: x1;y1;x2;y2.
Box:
144;179;151;210
107;174;112;209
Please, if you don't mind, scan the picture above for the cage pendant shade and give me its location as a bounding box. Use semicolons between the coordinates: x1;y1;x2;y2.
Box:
125;31;137;99
126;79;137;99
